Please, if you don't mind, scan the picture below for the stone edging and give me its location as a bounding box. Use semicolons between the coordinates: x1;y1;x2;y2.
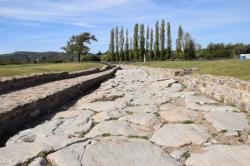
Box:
142;66;250;112
0;67;119;140
0;65;111;94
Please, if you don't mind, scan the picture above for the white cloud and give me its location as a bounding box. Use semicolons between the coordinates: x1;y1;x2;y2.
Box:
0;0;132;27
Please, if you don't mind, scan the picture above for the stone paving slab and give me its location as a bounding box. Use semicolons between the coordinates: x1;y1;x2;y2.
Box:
119;112;161;128
151;124;209;147
186;145;250;166
0;143;53;165
85;120;153;138
82;137;181;166
205;110;250;132
159;104;198;123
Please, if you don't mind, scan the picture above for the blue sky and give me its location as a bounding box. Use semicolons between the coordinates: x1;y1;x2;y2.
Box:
0;0;249;54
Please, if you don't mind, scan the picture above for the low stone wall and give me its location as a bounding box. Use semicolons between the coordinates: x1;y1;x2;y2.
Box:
0;67;119;139
180;74;250;111
142;66;197;77
143;67;250;112
0;66;110;94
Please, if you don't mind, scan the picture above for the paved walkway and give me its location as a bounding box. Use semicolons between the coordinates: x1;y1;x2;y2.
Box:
0;66;250;166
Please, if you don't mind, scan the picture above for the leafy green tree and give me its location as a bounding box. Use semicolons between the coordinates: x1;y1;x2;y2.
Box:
146;26;150;61
63;32;97;62
150;28;154;61
119;27;124;61
115;26;119;61
62;41;77;61
154;21;160;60
176;25;184;59
109;28;115;61
160;19;165;60
167;22;172;59
139;24;145;61
125;29;129;61
133;23;139;61
184;33;196;59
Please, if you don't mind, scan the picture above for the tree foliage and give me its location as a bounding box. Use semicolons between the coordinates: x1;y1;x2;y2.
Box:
119;27;124;61
154;21;160;60
167;22;172;59
115;27;119;61
139;24;145;61
146;26;150;61
160;19;165;60
150;28;154;61
184;33;196;60
125;29;129;61
129;37;134;61
176;26;184;59
62;32;97;62
133;23;139;61
109;28;115;61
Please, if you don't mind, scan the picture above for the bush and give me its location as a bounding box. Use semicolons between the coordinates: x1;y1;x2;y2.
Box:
52;60;64;63
0;59;23;65
81;55;100;61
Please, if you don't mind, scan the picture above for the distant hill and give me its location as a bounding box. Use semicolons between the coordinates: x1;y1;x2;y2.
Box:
0;51;70;64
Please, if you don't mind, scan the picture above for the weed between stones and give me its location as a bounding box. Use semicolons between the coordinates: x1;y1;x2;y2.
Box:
128;135;149;140
182;120;194;124
101;133;111;137
181;151;191;160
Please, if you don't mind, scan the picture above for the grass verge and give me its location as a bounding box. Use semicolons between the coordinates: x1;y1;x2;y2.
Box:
136;60;250;80
0;62;104;77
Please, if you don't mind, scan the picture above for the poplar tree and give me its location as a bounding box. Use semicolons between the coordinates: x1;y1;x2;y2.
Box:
150;28;154;61
115;26;119;61
129;37;134;61
133;23;139;61
125;29;129;61
176;25;184;59
184;33;196;60
154;21;160;60
146;26;150;61
119;27;124;61
109;28;115;61
139;24;145;61
160;19;165;60
167;22;172;59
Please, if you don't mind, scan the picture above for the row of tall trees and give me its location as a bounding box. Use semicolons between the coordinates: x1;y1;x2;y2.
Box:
106;20;197;62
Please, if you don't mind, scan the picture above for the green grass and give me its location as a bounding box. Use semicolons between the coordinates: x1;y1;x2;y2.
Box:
182;120;195;124
101;133;111;137
128;135;149;139
136;60;250;80
0;62;104;77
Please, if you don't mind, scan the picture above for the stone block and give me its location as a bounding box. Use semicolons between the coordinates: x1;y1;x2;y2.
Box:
225;81;239;89
239;83;247;91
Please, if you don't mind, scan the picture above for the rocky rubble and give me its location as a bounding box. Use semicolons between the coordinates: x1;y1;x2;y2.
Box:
0;66;249;166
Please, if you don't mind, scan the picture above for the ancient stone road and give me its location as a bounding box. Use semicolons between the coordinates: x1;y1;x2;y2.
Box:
0;66;250;166
0;69;114;113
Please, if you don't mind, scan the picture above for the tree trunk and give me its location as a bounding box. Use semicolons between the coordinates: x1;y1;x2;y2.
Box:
77;54;81;62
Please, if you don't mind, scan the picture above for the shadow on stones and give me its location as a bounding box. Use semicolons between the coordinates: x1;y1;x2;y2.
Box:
0;75;116;147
